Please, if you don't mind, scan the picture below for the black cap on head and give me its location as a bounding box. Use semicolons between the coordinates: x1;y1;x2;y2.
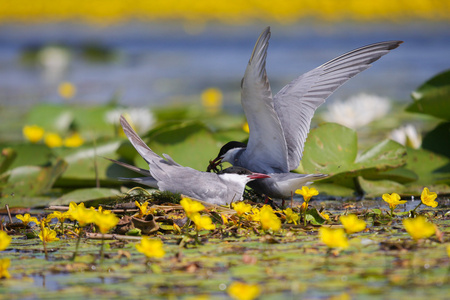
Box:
218;166;253;176
217;141;247;157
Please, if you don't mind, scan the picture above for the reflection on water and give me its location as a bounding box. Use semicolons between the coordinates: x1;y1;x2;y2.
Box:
31;272;127;291
0;22;448;107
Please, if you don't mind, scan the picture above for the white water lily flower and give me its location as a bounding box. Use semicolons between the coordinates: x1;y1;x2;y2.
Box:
389;124;422;149
38;46;71;83
322;93;391;129
105;108;154;134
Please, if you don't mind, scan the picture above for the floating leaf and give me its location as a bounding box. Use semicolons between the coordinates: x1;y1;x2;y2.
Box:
422;122;450;159
406;69;450;120
0;158;67;199
403;148;450;187
50;187;121;205
298;123;407;195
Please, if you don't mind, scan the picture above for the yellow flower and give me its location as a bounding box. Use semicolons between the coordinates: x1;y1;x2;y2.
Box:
403;216;435;241
23;125;45;143
44;132;63;148
295;186;319;202
98;206;112;215
135;237;165;259
232;202;252;217
447;245;450;258
319;227;349;249
67;201;79;220
382;192;407;210
283;208;299;225
340;214;366;234
201;87;223;114
228;281;261;300
320;212;330;221
191;213;216;231
0;258;11;279
16;213;40;226
64;132;84;147
242;122;250;133
94;212;119;234
260;205;281;232
421;187;438;208
180;197;205;218
135;201;151;218
246;208;260;222
221;214;229;225
46;211;70;223
299;202;307;214
39;227;60;243
0;231;12;251
70;202;95;227
58;81;76;99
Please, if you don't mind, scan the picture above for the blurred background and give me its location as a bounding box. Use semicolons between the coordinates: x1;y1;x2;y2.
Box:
0;0;448;108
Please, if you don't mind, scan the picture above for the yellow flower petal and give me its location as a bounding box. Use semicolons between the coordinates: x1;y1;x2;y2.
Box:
403;216;435;241
0;258;11;279
228;281;261;300
0;231;12;251
191;213;216;231
319;227;349;249
201;87;223;114
340;214;366;234
64;132;84;147
58;81;76;99
295;186;319;202
232;202;252;217
180;197;205;217
23;125;45;143
382;192;406;210
39;227;60;243
260;205;281;231
136;237;165;259
421;187;438;208
44;132;63;148
94;212;119;234
283;208;299;225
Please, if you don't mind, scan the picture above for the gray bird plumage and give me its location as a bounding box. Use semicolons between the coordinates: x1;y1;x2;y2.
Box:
115;115;270;205
210;26;402;199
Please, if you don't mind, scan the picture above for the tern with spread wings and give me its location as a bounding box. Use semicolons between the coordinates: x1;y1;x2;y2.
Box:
208;27;402;199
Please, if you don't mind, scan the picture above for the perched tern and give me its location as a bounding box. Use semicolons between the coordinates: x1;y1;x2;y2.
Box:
208;27;402;199
115;115;270;205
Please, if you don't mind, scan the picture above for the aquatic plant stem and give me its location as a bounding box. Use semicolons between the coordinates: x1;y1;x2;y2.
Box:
40;220;48;261
411;202;422;214
303;200;309;227
100;233;105;264
72;228;83;261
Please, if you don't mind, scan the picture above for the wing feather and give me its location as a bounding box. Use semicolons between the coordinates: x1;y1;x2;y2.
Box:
273;40;402;170
240;26;289;173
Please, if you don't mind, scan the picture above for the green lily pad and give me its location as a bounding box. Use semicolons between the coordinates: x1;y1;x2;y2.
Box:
299;123;357;175
50;187;121;205
2;143;54;169
135;121;223;171
0;147;17;174
404;147;450;186
357;176;406;197
0;158;67;199
406;69;450;120
297;123;407;196
54;140;126;187
421;122;450;159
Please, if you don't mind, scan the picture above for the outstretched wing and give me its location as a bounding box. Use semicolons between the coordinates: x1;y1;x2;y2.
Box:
273;40;403;170
240;26;289;173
